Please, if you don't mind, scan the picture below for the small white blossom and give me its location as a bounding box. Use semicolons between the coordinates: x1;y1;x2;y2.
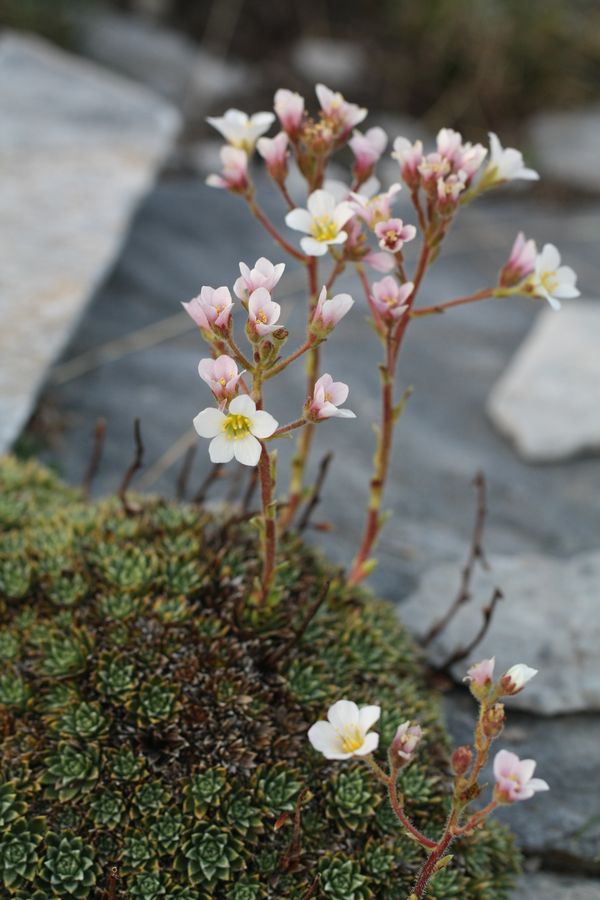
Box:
484;132;539;184
285;190;354;257
193;395;277;467
308;700;380;760
528;243;580;310
500;664;538;696
206;109;275;152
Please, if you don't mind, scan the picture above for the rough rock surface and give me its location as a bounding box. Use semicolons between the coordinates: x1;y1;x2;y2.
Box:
401;551;600;715
0;31;179;453
487;302;600;462
529;107;600;193
512;872;600;899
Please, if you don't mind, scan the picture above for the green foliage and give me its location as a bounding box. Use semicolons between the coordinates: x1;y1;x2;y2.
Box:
0;456;520;896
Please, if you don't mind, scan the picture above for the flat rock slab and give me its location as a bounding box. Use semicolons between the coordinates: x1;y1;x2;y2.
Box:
529;107;600;193
487;302;600;462
445;692;600;869
0;32;180;453
401;551;600;715
512;873;600;899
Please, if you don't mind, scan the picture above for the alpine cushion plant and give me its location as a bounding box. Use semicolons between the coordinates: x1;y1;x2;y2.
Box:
0;456;521;897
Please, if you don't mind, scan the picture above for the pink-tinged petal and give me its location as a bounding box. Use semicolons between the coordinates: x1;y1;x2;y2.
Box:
205;174;227;189
517;759;537;783
248;286;271;317
366;251;396;273
327;382;349;406
301;236;329;256
307;720;341;755
354;731;379;756
193;408;226;438
494;749;517;780
229;394;256;416
317;401;341;419
250;410;278;439
239;261;252;280
285;209;313;233
208;433;234;463
233;434;262;467
182;300;209;329
327;699;360;731
358;705;381;732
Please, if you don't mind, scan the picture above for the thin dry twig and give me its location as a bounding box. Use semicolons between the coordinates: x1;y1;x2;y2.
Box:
421;471;489;647
193;463;224;505
118;419;144;514
438;587;504;671
297;452;333;533
262;580;330;670
176;444;197;501
81;417;106;498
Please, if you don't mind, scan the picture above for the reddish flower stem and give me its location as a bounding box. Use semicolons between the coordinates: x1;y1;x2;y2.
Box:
387;775;437;850
246;196;306;262
410;288;494;318
265;337;316;380
412;815;457;898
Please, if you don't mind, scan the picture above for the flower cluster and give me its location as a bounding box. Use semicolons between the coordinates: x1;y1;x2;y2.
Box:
309;660;547;896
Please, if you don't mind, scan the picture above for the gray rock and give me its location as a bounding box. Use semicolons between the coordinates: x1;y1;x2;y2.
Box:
529;107;600;193
445;691;600;869
0;31;180;453
401;551;600;714
512;872;600;899
291;36;366;88
487;302;600;462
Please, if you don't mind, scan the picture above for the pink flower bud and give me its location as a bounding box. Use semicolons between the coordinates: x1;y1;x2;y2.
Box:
500;664;537;696
315;83;367;137
499;232;537;287
233;258;285;301
392;137;423;188
371;276;413;323
436;173;466;213
312;286;354;333
182;285;233;332
464;657;495;697
349;127;388;183
307;374;356;420
374;218;417;253
257;131;289;182
389;721;422;769
274;88;305;136
493;749;549;804
451;745;473;776
206;146;249;193
247;287;281;338
198;355;243;401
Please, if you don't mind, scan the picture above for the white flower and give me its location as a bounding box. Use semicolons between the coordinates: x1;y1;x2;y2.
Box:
247;287;281;337
485;132;539;183
308;700;380;760
500;664;538;696
308;374;356;420
193;395;278;467
285;190;354;256
206;109;275;152
528;243;580;310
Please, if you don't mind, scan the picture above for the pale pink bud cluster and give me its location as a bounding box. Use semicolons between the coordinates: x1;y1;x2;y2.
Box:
388;721;422;769
198;355;243;402
307;374;356;420
233;257;285;301
493;750;549;804
499;232;537;287
392;137;423;188
312;287;354;334
371;276;413;323
350;127;388;183
316;83;367;137
374;218;416;254
206;146;249;193
182;285;233;332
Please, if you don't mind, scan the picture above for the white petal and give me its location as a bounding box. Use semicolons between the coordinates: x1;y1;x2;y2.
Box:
308;721;342;755
285;209;313;233
327;700;359;731
233;434;262;467
546;295;561;311
358;705;381;733
332;408;356;418
208;434;234;463
229;394;256;416
354;731;380;756
193;407;226;438
251;410;278;439
301;237;328;256
333;202;354;229
327;231;348;246
529;778;549;792
308;190;335;217
540;243;561;271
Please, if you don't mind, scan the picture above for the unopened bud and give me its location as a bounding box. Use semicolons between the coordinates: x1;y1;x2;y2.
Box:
272;327;289;343
388;721;422;770
451;745;473;776
482;703;505;739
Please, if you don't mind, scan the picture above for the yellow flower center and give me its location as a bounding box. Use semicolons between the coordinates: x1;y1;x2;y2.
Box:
340;725;364;754
223;413;251;440
540;271;558;294
311;215;339;242
256;309;268;324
